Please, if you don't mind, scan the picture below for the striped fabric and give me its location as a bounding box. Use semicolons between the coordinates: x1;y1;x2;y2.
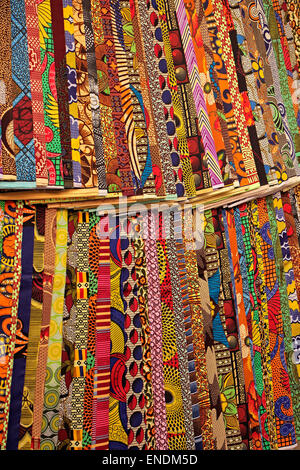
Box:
174;0;223;189
92;224;111;450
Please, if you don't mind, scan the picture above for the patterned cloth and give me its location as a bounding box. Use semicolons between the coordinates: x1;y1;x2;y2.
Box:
0;0;299;191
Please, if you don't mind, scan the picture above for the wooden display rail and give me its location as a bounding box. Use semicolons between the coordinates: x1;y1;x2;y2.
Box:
45;177;300;211
0;183;217;203
1;177;300;211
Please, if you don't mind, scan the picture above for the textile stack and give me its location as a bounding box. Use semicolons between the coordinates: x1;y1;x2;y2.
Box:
0;0;299;453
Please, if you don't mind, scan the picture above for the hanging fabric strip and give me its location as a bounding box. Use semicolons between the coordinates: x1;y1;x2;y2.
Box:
183;208;214;449
253;198;297;449
166;209;195;450
131;0;166;197
265;195;300;441
0;202;17;446
283;0;300;72
255;0;300;170
220;0;268;186
18;206;45;450
236;0;291;183
132;217;155;450
228;0;278;184
39;209;68;449
24;0;48;186
289;188;300;244
195;0;248;187
90;0;122;194
120;217;146;449
182;0;237;186
0;1;15;180
109;215;128;449
50;0;73;189
269;0;300;122
153;0;212;192
174;0;224;189
238;203;277;449
10;0;35;185
213;208;251;449
37;0;63;188
71;211;89;449
110;0;143;194
62;0;82;188
118;0;156;196
142;210;168;450
73;0;98;189
99;1;135;196
155;211;186;449
131;0;169;197
31;208;57;450
233;206;271;449
272;192;300;379
6;205;35;450
145;0;197;197
139;3;185;197
0;202;23;449
173;211;204;450
247;203;277;445
82;0;107;193
282;191;300;332
193;210;227;450
204;0;260;186
136;0;177;197
57;211;79;450
204;209;244;450
81;212;97;450
223;207;262;450
92;214;111;449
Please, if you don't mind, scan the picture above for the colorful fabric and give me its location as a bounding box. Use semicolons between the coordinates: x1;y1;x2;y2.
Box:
165;210;195;450
25;0;48;186
11;0;35;185
192;211;227;450
0;1;15;180
73;0;98;189
0;0;299;191
51;0;73;188
92;214;111;450
204;208;244;450
182;0;237;185
143;210;168;450
155;211;186;449
39;210;67;450
183;209;214;449
71;211;89;449
238;203;277;449
109;215;128;449
6;205;35;450
254;197;297;448
265;195;300;441
223;208;262;450
0;202;23;449
18;206;45;450
1;188;300;450
82;0;107;192
272;193;300;378
37;0;63;187
121;223;146;450
175;0;224;189
57;211;78;450
31;208;57;450
174;210;204;450
132;219;156;450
